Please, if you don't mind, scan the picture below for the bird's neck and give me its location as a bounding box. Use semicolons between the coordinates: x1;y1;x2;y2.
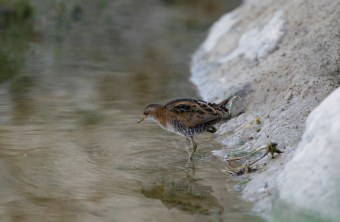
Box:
152;106;168;128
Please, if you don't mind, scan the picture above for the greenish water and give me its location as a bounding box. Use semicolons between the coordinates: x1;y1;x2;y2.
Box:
0;0;265;221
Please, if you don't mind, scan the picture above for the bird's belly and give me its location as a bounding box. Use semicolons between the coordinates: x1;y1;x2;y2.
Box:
159;123;184;136
171;121;209;137
156;119;209;137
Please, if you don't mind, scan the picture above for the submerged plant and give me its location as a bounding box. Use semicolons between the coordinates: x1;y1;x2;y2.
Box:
0;0;35;82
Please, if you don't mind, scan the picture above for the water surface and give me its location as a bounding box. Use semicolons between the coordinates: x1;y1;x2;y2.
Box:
0;1;265;221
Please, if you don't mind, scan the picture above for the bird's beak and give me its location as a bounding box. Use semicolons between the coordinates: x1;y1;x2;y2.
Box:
137;116;145;124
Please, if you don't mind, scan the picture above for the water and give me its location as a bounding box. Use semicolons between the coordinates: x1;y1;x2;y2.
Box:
0;1;265;221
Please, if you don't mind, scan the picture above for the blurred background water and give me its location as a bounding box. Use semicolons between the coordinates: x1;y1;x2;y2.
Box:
0;0;264;221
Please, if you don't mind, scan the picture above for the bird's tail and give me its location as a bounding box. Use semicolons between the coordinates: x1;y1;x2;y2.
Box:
216;96;232;111
209;96;232;117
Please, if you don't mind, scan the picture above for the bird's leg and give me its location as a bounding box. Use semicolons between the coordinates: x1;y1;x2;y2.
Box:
189;136;197;160
185;137;192;155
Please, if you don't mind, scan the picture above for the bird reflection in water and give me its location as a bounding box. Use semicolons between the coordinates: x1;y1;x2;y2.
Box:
140;162;224;218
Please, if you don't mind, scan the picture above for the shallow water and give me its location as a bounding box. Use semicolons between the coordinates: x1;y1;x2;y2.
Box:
0;1;264;221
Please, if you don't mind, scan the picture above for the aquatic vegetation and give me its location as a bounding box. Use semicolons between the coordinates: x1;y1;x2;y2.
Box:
225;143;283;176
0;0;35;82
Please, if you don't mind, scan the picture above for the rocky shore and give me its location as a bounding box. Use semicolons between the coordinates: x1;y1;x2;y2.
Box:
190;0;340;221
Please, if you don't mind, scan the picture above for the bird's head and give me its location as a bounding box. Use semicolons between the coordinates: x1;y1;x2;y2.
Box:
137;104;162;123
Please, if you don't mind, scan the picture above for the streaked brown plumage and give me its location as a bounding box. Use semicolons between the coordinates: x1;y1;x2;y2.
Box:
138;97;232;160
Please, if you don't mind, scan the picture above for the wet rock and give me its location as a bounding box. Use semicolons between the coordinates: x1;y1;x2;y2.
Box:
190;0;340;218
272;87;340;222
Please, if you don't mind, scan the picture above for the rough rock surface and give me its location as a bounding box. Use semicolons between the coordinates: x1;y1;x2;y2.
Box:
190;0;340;219
272;87;340;222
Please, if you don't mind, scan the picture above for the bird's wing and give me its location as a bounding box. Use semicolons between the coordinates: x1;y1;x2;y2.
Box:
165;99;222;128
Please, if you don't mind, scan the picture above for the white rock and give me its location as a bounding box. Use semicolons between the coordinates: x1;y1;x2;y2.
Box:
190;0;340;218
201;10;240;52
273;87;340;222
219;10;285;64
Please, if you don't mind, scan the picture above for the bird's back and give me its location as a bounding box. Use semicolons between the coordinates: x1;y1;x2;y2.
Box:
164;98;225;136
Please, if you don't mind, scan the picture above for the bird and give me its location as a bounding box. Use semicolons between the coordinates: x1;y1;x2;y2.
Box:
137;97;232;160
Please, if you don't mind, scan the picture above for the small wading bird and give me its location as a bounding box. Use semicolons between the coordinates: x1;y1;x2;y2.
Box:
137;97;232;160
